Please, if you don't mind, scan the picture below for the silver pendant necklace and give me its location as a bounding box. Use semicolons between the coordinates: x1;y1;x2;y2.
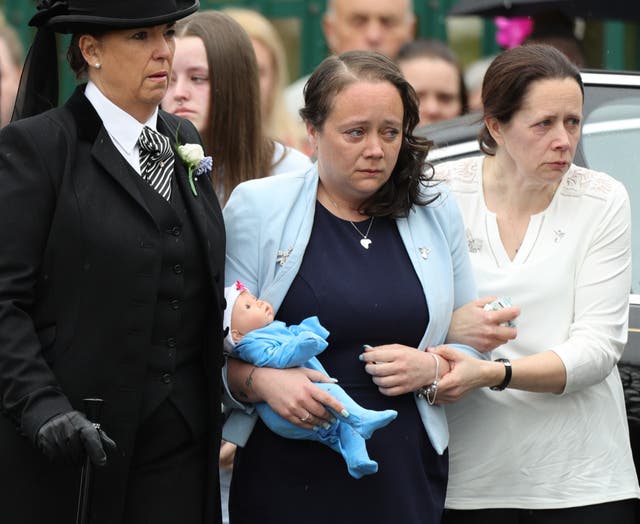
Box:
350;217;374;249
320;182;375;249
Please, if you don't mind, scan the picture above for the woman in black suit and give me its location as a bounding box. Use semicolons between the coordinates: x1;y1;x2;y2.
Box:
0;1;225;523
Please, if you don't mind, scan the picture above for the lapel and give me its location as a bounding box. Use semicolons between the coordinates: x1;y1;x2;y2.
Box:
66;86;221;283
66;86;153;219
396;214;445;351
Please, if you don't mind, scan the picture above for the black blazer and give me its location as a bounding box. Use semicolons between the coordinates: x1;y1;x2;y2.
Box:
0;86;225;523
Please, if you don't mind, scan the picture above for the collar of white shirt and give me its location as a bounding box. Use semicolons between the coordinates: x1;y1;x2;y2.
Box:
84;81;159;173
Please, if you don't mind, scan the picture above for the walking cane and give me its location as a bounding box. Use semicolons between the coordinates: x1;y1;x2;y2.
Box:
76;398;104;524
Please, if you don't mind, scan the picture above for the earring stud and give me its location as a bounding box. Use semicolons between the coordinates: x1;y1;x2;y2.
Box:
94;63;101;70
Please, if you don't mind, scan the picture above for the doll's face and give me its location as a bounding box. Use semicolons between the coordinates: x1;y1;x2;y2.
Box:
231;291;275;343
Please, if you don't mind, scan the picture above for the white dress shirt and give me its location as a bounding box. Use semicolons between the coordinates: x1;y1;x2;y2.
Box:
84;81;158;174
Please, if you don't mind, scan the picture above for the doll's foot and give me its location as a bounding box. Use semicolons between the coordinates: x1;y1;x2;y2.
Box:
316;383;398;438
339;424;379;479
348;457;378;479
348;408;397;439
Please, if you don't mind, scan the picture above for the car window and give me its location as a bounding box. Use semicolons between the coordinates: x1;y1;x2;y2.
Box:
581;93;640;293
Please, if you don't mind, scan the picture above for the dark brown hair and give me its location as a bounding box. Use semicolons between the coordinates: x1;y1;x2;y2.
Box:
479;43;583;156
67;28;108;79
300;50;435;219
396;38;469;115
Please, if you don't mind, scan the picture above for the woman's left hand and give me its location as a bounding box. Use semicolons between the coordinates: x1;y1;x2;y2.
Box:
447;297;519;352
428;345;495;403
360;344;450;396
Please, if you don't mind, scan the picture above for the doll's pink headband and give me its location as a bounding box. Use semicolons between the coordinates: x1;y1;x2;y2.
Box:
223;281;248;351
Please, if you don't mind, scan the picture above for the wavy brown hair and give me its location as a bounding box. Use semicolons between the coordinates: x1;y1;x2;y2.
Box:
300;50;435;219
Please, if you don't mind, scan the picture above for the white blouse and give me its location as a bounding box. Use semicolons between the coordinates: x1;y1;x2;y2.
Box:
436;155;640;509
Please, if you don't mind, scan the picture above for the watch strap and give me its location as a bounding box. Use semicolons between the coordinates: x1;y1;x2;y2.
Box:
490;358;512;391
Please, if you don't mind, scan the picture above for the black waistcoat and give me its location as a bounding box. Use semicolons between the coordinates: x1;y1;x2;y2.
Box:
130;169;209;437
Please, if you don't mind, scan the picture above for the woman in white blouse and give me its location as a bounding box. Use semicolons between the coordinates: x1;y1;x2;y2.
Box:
435;44;639;523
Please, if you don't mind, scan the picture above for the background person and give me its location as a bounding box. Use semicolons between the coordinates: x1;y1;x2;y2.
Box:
524;11;587;68
284;0;416;122
396;38;468;127
0;1;226;523
223;49;484;524
492;11;586;68
0;15;23;127
223;7;309;155
435;44;640;523
464;55;494;113
162;10;310;204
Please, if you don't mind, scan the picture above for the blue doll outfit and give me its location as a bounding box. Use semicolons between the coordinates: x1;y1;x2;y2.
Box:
230;316;397;479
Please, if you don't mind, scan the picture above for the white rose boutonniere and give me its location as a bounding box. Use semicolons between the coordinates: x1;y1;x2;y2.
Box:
177;143;213;196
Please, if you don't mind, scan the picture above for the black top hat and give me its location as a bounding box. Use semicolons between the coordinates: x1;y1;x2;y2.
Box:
11;0;199;122
30;0;199;33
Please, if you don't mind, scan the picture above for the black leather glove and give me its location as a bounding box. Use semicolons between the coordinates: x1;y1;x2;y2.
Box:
36;410;117;466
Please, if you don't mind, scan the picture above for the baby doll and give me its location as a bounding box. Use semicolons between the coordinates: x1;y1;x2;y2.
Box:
223;281;397;479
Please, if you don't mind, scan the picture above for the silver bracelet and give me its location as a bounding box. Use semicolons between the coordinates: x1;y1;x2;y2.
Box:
416;353;440;405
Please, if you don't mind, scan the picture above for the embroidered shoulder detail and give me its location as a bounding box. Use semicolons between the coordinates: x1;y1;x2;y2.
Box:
561;166;615;200
466;228;483;253
433;157;482;193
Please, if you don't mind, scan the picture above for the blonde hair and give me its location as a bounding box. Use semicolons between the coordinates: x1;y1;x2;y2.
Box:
223;8;307;151
0;17;24;69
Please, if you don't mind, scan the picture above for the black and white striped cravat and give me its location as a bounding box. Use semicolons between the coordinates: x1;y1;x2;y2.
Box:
137;126;174;200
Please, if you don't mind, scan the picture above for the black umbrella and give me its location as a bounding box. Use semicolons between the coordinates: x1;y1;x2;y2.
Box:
448;0;640;21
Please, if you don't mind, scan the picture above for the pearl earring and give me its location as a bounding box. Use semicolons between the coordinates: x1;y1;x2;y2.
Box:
94;63;101;70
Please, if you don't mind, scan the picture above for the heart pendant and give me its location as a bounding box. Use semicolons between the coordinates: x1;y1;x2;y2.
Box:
360;238;372;249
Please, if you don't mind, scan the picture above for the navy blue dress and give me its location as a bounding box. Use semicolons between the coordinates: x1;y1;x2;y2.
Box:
229;203;447;523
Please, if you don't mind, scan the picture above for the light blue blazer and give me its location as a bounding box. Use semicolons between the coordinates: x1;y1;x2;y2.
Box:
222;164;485;454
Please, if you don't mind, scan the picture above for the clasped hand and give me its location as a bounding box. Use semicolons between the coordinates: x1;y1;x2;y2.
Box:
360;343;490;404
359;344;452;396
36;410;117;466
254;344;483;415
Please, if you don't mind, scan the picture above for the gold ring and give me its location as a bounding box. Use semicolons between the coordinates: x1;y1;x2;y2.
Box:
300;413;311;422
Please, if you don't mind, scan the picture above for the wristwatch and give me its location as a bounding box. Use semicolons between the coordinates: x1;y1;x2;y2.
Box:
490;358;512;391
